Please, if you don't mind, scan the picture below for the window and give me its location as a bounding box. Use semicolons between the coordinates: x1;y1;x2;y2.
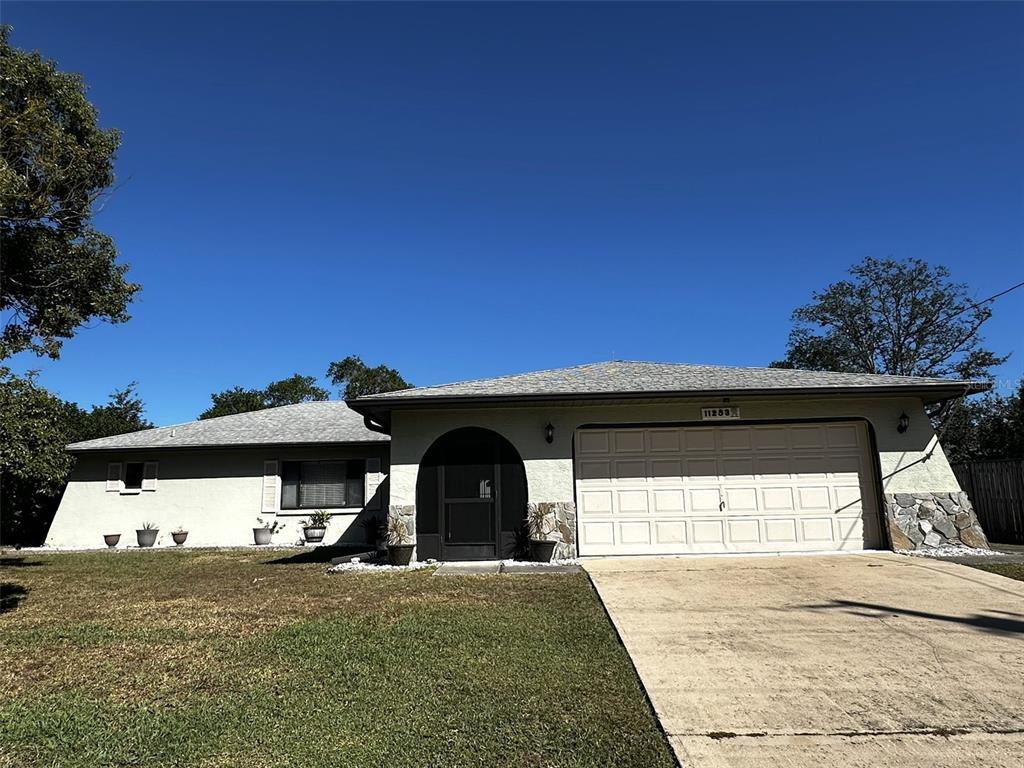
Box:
124;462;145;491
280;460;365;510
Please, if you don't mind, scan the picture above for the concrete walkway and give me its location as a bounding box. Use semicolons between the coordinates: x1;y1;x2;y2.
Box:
585;553;1024;768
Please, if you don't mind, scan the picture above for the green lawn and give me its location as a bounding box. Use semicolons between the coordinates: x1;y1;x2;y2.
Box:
967;562;1024;582
0;549;675;768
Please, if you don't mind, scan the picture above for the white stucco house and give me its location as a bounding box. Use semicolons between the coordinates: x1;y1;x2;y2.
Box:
47;361;991;558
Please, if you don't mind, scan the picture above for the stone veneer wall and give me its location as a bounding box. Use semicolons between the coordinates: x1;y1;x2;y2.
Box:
527;501;577;559
884;492;989;551
388;504;416;544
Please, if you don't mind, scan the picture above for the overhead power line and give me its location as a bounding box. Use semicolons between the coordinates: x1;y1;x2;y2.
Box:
939;279;1024;324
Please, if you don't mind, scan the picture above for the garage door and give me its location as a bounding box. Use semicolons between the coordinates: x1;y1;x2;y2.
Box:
574;422;882;555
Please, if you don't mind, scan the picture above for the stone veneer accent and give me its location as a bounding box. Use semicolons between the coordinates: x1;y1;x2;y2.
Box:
387;504;416;544
884;492;989;551
528;501;577;559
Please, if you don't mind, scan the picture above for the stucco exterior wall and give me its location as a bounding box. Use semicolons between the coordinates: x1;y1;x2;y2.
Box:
387;395;962;512
46;444;388;549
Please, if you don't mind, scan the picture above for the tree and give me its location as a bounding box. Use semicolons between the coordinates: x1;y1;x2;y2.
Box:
0;373;152;545
199;374;329;420
940;381;1024;463
71;383;153;442
771;258;1008;380
327;356;411;399
1;25;138;360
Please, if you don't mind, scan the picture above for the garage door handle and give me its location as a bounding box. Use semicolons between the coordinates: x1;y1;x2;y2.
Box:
719;500;726;512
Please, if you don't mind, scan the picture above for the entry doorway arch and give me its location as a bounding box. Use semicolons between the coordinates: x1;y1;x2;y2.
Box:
415;427;528;561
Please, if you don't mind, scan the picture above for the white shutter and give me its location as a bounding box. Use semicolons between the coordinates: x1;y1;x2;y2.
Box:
106;463;122;492
365;458;382;510
262;460;279;512
141;461;159;491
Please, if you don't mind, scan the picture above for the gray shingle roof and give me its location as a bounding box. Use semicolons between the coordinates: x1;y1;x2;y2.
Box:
68;401;388;452
355;361;986;403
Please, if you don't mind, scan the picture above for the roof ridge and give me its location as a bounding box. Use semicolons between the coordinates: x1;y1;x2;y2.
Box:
359;360;613;398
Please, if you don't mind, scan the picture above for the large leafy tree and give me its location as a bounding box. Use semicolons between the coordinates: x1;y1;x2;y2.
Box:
328;355;411;399
771;258;1008;380
1;374;152;545
0;25;138;360
199;374;329;420
940;381;1024;464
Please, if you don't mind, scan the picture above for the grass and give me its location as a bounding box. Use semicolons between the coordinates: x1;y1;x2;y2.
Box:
967;562;1024;582
0;549;676;768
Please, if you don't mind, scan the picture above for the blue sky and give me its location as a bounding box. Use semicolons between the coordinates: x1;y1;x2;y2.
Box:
5;1;1023;425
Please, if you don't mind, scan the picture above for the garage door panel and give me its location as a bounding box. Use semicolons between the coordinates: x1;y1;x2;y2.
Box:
654;520;687;544
724;487;758;512
613;430;645;453
764;518;798;543
727;519;761;544
685;429;716;451
689;488;722;513
580;490;612;514
619;521;652;545
577;460;612;481
719;457;755;479
650;458;683;480
617;490;649;515
652;489;685;514
577;431;610;454
686;458;718;478
614;460;646;480
692;519;725;545
648;429;681;452
575;423;879;556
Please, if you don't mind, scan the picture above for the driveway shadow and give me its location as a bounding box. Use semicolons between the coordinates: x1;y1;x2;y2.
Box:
1;583;28;614
805;599;1024;637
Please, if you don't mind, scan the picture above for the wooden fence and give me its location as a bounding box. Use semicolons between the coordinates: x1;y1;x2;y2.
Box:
952;459;1024;545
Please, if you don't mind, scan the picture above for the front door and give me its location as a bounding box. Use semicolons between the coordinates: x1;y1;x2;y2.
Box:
415;427;528;561
441;460;499;560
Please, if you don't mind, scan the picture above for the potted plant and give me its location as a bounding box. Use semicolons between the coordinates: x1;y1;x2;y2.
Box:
253;518;283;545
103;533;121;549
301;509;330;544
171;527;189;546
136;522;159;548
386;512;414;566
527;505;557;563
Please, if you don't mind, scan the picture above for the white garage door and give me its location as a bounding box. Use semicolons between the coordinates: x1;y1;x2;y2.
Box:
574;422;882;555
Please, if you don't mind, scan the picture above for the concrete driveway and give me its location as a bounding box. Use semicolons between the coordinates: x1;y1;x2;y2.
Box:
586;553;1024;767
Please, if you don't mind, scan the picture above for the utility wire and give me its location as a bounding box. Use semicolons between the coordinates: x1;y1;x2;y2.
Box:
939;279;1024;324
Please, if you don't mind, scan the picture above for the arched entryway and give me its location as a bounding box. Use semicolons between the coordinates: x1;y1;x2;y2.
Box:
415;427;528;561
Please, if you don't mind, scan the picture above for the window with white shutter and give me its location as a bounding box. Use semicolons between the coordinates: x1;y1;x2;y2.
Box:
261;460;279;512
106;463;122;492
365;458;382;510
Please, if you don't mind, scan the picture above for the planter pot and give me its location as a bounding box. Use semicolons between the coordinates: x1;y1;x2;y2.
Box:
136;529;159;548
171;531;189;546
103;533;121;549
387;544;415;566
253;527;272;546
529;539;557;563
303;526;327;544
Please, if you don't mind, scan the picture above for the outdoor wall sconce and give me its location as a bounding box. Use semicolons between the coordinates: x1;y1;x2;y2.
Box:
545;423;555;444
897;412;910;434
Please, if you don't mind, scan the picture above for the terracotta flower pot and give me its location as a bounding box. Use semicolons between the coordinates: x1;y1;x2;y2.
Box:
303;526;326;544
529;539;556;563
103;533;121;549
171;531;188;546
387;544;414;566
253;527;272;545
136;529;158;548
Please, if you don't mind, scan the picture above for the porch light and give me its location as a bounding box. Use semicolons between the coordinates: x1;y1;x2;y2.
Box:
897;412;910;434
545;423;555;444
